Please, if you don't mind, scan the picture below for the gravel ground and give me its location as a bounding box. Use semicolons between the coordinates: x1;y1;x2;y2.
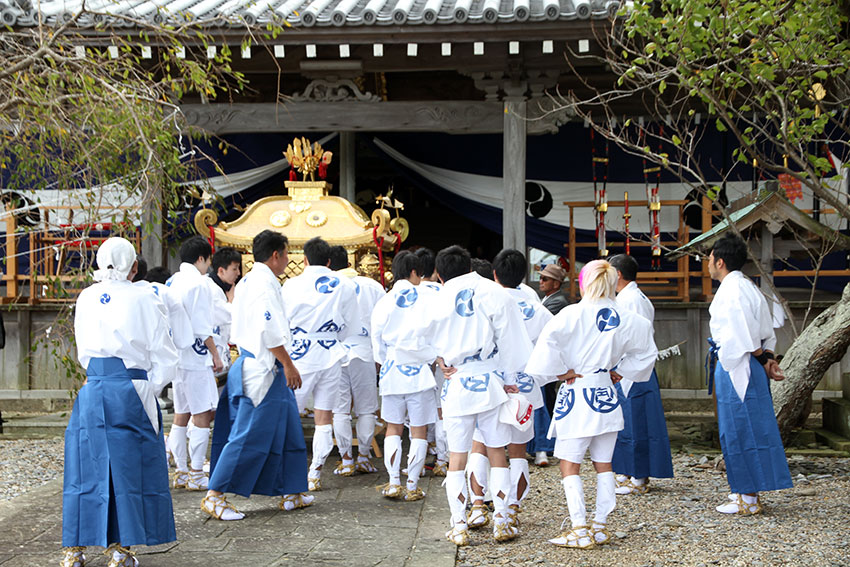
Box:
0;437;65;501
456;454;850;567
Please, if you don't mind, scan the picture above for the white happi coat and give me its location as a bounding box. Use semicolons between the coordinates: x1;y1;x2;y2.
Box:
709;270;777;402
280;265;358;374
134;281;194;351
231;262;291;406
75;279;178;433
371;279;439;396
166;263;215;370
517;282;543;305
432;272;534;418
504;287;552;409
204;275;233;369
525;297;657;439
615;281;656;397
338;270;385;364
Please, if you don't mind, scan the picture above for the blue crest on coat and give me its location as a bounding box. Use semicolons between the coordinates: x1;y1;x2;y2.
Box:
454;289;475;317
192;338;209;356
441;379;449;401
290;327;309;360
425;283;440;292
213;326;221;336
516;372;536;393
461;349;482;364
583;386;620;413
317;320;339;349
518;301;535;321
397;364;422;376
100;293;111;304
487;345;499;359
396;288;418;308
554;387;576;420
359;326;369;337
379;360;394;380
460;374;490;392
152;286;159;296
315;275;340;294
354;280;361;295
264;311;271;321
595;308;621;332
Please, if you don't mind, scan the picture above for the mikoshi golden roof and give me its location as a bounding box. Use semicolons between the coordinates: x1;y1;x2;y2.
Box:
193;181;408;252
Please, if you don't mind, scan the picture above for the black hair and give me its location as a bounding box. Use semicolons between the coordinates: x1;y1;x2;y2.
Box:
180;236;212;264
471;258;494;280
133;254;148;282
212;247;241;273
392;250;420;281
145;266;171;285
492;249;526;288
414;248;436;279
608;254;639;282
329;245;349;271
435;245;471;282
710;233;748;272
253;230;288;263
303;236;331;267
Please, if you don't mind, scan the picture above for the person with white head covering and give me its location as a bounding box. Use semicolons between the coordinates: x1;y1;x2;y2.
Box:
705;234;792;515
526;259;657;550
62;237;179;567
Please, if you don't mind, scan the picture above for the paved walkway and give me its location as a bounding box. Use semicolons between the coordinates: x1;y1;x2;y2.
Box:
0;458;456;567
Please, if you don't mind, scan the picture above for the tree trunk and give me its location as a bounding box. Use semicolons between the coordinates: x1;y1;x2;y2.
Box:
774;283;850;443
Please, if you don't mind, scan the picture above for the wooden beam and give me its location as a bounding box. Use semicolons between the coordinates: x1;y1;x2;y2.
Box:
182;101;563;134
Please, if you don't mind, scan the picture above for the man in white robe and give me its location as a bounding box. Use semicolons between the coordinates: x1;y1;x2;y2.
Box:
63;238;178;567
328;245;385;476
706;234;792;515
281;236;358;491
202;230;312;520
371;251;439;501
166;236;224;491
431;245;533;546
205;247;241;374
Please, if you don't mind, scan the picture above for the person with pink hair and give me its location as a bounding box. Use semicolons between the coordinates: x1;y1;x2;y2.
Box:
526;259;657;549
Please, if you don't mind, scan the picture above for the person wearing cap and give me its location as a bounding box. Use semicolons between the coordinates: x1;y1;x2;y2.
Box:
538;263;569;316
526;260;657;550
62;237;179;567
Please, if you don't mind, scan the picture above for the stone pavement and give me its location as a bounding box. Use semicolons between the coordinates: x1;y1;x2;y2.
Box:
0;459;457;567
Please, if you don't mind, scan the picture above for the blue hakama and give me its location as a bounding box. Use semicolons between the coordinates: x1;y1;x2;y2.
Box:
714;354;793;494
612;370;674;479
209;351;308;496
62;357;175;548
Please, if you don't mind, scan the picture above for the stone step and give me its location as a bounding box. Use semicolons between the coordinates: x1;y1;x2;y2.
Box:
813;427;850;453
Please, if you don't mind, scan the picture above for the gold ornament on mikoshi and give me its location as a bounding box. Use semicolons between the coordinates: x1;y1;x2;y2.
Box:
285;137;333;182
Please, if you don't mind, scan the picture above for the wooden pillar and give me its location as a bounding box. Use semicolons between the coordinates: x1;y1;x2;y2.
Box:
141;188;163;267
340;131;356;203
760;223;775;316
503;99;526;252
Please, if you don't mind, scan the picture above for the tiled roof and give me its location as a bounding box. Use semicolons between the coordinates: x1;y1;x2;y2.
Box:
5;0;621;28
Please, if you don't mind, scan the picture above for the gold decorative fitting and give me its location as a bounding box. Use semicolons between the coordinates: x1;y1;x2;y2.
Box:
649;202;662;211
269;210;292;227
305;210;328;227
289;201;312;213
597;203;609;213
285;137;333;182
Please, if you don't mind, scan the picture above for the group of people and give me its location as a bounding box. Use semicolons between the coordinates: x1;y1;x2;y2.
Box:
61;230;792;566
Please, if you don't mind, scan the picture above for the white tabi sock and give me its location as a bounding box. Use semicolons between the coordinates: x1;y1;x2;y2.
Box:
509;458;530;507
383;435;402;485
434;419;448;463
355;413;377;458
445;470;468;527
562;475;587;528
406;438;429;491
489;466;511;521
310;424;334;477
594;471;617;525
467;451;490;503
333;413;353;460
169;425;188;472
188;426;210;471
